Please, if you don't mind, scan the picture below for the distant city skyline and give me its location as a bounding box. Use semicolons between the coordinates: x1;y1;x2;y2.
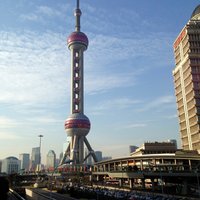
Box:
0;0;199;162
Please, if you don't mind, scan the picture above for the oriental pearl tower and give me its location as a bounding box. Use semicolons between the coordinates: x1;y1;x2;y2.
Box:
61;0;97;165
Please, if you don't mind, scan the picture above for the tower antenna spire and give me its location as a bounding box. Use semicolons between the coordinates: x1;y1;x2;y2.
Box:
74;0;81;32
77;0;79;9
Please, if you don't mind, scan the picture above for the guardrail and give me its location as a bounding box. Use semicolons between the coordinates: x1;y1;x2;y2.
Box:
26;189;55;200
9;189;26;200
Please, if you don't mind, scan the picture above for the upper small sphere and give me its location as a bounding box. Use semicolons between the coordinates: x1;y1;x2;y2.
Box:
191;5;200;19
67;32;88;48
74;8;81;17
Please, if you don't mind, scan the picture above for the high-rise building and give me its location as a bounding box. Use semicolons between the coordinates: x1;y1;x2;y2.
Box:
84;148;92;165
46;150;56;168
19;153;30;171
30;147;40;171
1;157;20;174
95;151;102;162
173;5;200;152
129;145;138;154
84;150;102;165
102;156;112;161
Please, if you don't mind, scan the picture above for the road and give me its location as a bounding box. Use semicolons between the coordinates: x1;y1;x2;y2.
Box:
26;188;76;200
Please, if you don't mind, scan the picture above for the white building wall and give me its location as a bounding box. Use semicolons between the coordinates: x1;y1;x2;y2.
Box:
1;157;20;174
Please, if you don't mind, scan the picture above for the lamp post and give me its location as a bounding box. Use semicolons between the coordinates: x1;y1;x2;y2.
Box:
38;134;44;170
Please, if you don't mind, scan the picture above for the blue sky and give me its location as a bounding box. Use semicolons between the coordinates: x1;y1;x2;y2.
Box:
0;0;199;163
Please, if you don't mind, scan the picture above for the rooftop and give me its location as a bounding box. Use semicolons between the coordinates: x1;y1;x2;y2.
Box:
191;4;200;19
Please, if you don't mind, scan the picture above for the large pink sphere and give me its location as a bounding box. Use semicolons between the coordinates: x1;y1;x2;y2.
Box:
65;113;90;137
67;32;88;48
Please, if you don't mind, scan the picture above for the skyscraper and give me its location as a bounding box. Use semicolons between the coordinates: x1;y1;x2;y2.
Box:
129;145;138;154
85;150;102;165
61;0;97;165
173;5;200;152
95;151;102;162
46;150;56;168
30;147;40;171
19;153;30;171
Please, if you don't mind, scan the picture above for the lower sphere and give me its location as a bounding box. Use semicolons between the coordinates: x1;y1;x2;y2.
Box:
65;113;90;137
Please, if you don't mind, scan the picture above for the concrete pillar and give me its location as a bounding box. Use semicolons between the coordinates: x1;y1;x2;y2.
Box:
151;178;155;191
108;163;110;171
140;160;143;170
114;162;116;171
129;179;133;189
181;180;188;195
141;178;145;189
188;159;192;171
119;179;122;187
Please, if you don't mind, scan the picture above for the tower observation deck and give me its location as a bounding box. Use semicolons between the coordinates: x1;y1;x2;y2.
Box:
61;0;97;165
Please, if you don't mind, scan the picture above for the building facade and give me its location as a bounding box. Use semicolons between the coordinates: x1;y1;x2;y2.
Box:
19;153;30;171
131;141;178;156
95;151;102;162
1;157;20;174
30;147;40;171
84;150;102;165
173;5;200;152
129;145;138;154
46;150;56;169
